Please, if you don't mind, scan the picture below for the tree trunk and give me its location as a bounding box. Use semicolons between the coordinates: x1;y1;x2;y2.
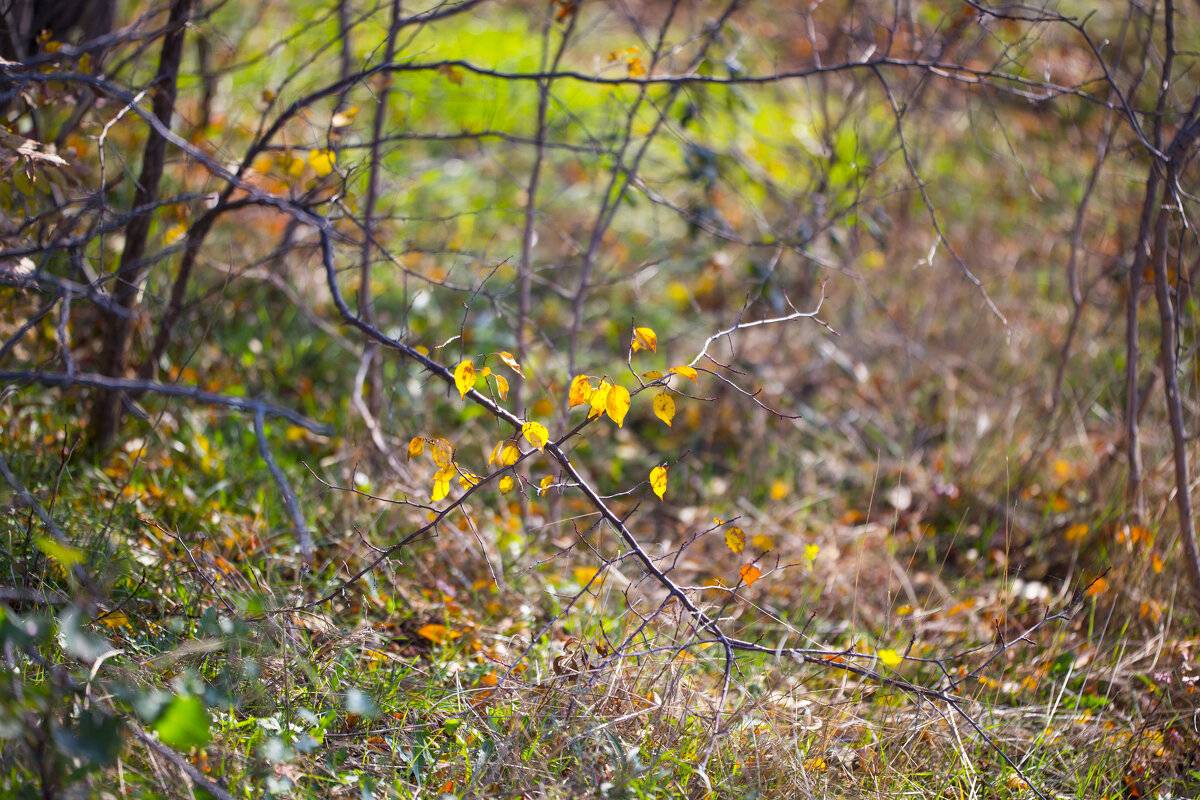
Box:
88;0;192;453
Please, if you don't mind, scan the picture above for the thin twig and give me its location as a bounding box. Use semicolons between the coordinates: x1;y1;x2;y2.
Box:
0;371;332;434
254;407;314;556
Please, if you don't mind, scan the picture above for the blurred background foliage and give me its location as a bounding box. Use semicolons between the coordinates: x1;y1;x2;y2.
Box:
1;0;1198;796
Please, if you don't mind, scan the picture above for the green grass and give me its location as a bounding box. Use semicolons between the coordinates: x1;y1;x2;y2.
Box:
4;0;1200;797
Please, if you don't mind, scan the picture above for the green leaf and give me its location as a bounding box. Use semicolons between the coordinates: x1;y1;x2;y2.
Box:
0;608;52;651
344;687;380;719
35;535;83;568
260;735;295;763
58;607;113;662
153;695;211;749
52;709;122;765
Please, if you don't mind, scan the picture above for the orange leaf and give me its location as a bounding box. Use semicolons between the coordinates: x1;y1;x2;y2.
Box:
739;564;761;586
416;624;460;644
437;63;464;85
569;374;593;408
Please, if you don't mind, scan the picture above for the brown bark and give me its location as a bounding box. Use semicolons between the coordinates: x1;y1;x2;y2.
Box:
88;0;193;453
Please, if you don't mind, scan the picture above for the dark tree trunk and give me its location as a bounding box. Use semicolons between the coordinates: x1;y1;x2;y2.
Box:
87;0;192;454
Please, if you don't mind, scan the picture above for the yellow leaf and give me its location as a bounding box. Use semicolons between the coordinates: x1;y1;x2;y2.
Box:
416;624;460;645
627;56;646;78
307;148;335;177
739;564;761;586
642;370;663;380
1064;523;1087;542
430;438;454;469
522;421;549;451
769;480;789;500
573;566;600;585
498;351;524;376
285;425;306;442
1085;576;1108;597
493;374;509;401
489;439;520;467
804;544;820;562
407;437;424;460
669;365;698;384
652;392;675;427
454;360;476;398
569;374;593;408
650;465;668;500
479;366;491;378
457;470;481;489
606;384;631;427
804;757;827;773
632;326;657;353
330;107;358;127
751;533;774;550
589;379;612;419
539;475;555;490
35;536;83;568
431;467;453;502
99;611;130;630
877;649;902;668
498;475;515;494
164;222;187;245
724;527;745;554
896;604;913;616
